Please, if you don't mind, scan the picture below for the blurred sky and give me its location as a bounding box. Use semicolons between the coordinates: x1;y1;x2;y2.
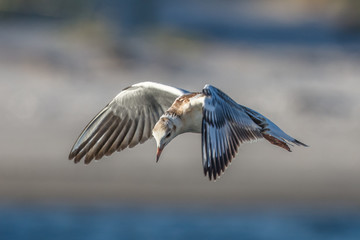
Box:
0;0;360;207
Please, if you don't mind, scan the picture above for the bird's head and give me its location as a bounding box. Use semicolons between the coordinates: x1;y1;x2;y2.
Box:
152;116;178;162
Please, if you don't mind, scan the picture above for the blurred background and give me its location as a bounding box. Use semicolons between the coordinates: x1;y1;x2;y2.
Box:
1;0;360;239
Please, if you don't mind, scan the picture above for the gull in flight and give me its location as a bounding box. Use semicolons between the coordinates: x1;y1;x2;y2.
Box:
69;82;307;180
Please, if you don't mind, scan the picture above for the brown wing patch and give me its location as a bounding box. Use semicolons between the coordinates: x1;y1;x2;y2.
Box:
262;133;291;152
166;92;201;116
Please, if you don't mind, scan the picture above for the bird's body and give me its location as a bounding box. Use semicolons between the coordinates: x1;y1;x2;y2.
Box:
165;92;204;133
69;82;307;180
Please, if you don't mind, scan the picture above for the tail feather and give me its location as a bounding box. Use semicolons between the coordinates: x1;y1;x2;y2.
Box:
244;107;308;151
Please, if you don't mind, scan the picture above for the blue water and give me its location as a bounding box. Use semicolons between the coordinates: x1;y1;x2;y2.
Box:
1;204;360;240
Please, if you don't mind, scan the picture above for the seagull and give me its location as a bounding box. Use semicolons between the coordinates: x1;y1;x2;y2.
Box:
69;82;307;180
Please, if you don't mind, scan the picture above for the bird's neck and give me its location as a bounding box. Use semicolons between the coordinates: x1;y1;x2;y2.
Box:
165;109;202;135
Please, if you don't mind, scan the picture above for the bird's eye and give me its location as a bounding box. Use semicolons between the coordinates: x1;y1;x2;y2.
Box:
166;132;171;138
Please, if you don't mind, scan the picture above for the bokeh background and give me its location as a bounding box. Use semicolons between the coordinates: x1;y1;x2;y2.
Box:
1;0;360;239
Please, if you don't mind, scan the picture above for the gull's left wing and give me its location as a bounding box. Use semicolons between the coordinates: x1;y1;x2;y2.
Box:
201;85;307;181
201;85;263;180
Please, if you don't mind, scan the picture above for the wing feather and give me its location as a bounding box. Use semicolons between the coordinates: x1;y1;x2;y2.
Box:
125;118;138;149
115;119;132;151
91;116;119;160
202;85;264;180
131;110;145;147
106;115;129;156
95;117;121;159
69;82;188;163
201;84;307;180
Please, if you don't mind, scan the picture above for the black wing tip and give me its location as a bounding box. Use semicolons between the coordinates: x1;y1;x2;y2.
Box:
68;147;86;164
68;153;92;164
69;151;111;164
68;149;81;162
74;157;81;164
84;155;93;164
294;139;309;147
203;168;211;181
204;167;223;181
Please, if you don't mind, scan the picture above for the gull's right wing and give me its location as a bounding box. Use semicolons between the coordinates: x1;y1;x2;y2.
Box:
69;82;189;164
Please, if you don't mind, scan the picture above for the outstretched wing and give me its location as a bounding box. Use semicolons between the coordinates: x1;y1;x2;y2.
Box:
201;85;307;181
69;82;189;164
201;85;263;180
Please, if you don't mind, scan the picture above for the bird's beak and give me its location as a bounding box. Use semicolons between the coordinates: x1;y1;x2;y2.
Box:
156;147;163;162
